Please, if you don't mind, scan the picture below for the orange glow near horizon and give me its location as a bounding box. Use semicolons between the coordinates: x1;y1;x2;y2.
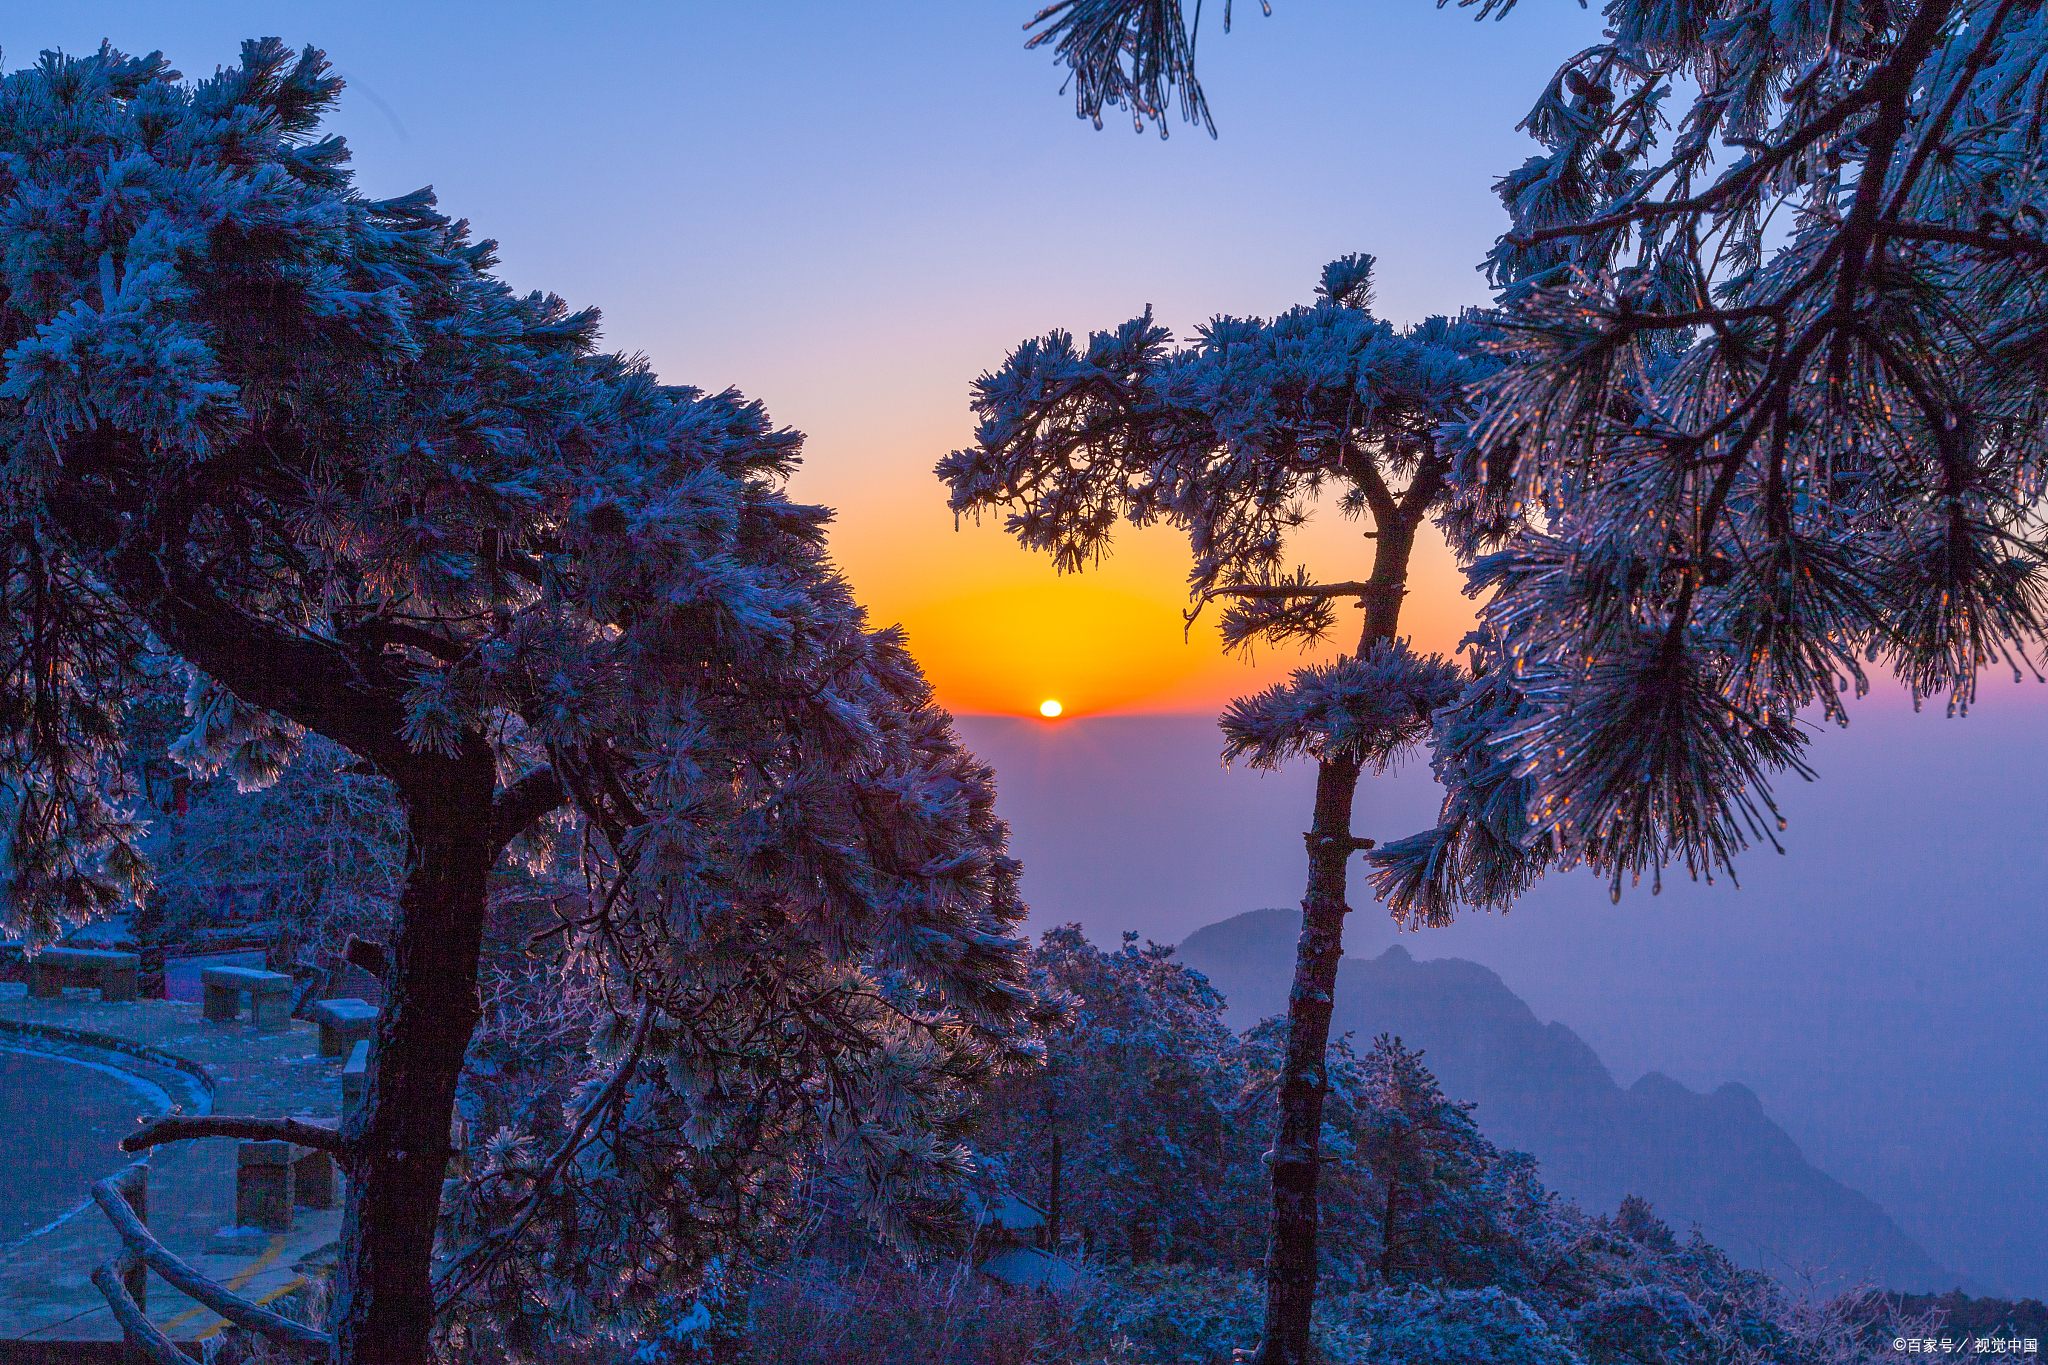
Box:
815;480;1481;719
895;580;1205;718
790;412;1480;720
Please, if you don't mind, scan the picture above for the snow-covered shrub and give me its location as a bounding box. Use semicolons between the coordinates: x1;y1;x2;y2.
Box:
746;1249;1073;1365
1074;1265;1267;1364
1338;1286;1587;1365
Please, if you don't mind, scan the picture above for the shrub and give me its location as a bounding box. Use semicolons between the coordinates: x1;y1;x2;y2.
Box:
746;1253;1074;1365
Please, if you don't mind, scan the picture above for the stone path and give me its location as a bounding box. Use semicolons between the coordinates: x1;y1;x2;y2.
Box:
0;989;347;1345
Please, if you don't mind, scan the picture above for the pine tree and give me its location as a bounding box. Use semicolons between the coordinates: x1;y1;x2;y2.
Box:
939;260;1477;1363
0;41;1033;1364
1378;0;2048;917
1019;0;2048;922
975;925;1237;1262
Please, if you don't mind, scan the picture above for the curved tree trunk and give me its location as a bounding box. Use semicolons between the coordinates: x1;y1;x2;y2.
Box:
329;744;499;1365
1255;507;1423;1365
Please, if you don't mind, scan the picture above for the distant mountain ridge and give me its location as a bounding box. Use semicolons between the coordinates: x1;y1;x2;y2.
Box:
1177;908;1955;1294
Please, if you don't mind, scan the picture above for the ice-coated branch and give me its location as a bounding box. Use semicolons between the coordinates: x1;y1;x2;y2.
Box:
1025;0;1219;137
91;1166;333;1355
1220;639;1465;773
121;1115;353;1156
432;1002;654;1315
91;1249;191;1365
1202;581;1401;602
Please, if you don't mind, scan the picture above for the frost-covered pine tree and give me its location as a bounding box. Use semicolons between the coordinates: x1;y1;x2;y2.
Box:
1377;0;2048;921
939;260;1476;1364
1020;0;2048;919
0;40;1033;1365
976;925;1238;1260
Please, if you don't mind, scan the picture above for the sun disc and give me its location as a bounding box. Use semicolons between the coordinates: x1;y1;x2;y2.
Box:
1039;699;1062;718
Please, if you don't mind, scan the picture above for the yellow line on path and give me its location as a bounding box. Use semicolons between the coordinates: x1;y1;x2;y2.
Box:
151;1234;287;1333
191;1274;310;1341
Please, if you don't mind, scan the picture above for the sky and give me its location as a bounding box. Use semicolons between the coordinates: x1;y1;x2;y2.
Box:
25;0;1609;718
24;0;2048;1298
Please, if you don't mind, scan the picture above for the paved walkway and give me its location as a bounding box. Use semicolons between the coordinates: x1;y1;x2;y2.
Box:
0;989;347;1344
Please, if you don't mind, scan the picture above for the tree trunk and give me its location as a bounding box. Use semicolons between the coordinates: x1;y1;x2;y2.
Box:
1255;751;1364;1364
1254;512;1420;1365
1046;1089;1063;1252
1379;1177;1402;1283
329;748;498;1365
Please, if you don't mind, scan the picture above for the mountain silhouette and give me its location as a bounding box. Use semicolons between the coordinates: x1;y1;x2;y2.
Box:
1178;908;1955;1293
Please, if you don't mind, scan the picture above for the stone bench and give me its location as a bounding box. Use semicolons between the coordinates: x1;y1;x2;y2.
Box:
27;947;140;1002
211;1128;345;1254
311;997;379;1058
201;965;293;1031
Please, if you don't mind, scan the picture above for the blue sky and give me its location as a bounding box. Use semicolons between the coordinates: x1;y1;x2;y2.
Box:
26;1;1612;715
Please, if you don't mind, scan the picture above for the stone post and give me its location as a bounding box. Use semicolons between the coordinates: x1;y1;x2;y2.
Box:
251;985;292;1032
341;1039;370;1123
100;956;139;1003
236;1140;295;1233
203;980;240;1023
137;942;166;1000
292;1148;335;1210
27;961;62;999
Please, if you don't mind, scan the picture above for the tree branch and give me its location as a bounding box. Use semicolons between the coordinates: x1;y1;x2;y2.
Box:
1501;68;1888;248
1398;455;1448;525
1204;581;1404;602
346;934;390;978
91;1167;334;1355
1504;3;1960;260
1880;0;2023;223
432;1003;653;1315
1342;447;1400;531
1878;221;2048;263
492;765;567;849
42;450;417;770
338;616;474;664
91;1250;191;1365
121;1115;353;1156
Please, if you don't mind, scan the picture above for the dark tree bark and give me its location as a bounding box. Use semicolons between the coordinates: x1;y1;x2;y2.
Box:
1046;1077;1063;1252
1255;470;1432;1365
329;738;499;1365
1379;1176;1403;1283
1258;748;1366;1358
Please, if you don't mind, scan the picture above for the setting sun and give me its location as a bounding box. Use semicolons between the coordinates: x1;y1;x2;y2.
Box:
1039;699;1063;718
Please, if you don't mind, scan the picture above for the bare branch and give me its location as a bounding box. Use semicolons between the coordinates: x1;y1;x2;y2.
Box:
1878;221;2048;263
346;934;390;978
91;1169;334;1355
91;1250;191;1365
1204;581;1403;602
492;764;567;848
337;616;473;664
122;1115;352;1156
